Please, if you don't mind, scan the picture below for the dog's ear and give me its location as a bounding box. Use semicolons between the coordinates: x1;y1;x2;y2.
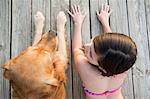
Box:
1;60;13;79
1;60;12;70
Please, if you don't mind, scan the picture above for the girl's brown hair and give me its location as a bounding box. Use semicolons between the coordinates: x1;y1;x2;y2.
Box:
93;33;137;77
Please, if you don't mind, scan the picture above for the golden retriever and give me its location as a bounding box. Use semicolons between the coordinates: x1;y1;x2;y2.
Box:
1;11;68;99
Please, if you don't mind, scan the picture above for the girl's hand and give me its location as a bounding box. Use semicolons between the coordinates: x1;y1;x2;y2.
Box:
96;4;112;27
67;5;86;25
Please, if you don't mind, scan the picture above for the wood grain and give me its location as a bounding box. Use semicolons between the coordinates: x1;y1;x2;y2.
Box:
0;0;11;98
127;0;150;98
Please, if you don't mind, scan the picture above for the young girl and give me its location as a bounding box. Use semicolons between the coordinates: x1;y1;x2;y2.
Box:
68;4;137;99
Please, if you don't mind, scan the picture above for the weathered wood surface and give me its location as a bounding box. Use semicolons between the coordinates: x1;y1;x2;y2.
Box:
127;0;150;99
145;0;150;98
0;0;150;99
0;0;11;99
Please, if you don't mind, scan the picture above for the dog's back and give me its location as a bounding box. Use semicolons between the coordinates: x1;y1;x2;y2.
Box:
2;32;67;99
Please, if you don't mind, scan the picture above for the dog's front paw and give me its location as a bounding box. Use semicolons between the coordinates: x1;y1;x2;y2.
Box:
34;11;45;26
57;11;67;27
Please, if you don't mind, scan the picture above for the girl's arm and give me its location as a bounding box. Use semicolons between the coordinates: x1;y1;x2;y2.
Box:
96;4;112;33
72;22;82;50
68;5;86;51
67;5;101;82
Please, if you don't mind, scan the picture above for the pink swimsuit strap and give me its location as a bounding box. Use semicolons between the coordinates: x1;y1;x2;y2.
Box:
83;71;128;96
83;84;123;96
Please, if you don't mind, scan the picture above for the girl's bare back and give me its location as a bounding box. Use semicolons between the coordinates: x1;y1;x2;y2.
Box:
81;63;126;99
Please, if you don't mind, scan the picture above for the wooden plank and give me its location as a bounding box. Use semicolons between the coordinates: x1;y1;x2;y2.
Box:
127;0;150;98
145;0;150;47
90;0;107;36
11;0;32;98
70;0;91;99
32;0;51;37
145;0;150;49
0;0;11;99
50;0;73;99
109;0;134;99
143;0;150;98
12;0;32;55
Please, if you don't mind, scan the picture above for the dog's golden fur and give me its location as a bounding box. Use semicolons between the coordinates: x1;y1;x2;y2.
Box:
1;12;67;99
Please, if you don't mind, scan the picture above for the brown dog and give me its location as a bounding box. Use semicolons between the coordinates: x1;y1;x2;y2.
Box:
1;11;68;99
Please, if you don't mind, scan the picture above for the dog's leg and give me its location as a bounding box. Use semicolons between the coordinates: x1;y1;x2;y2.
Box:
56;11;67;59
32;11;45;46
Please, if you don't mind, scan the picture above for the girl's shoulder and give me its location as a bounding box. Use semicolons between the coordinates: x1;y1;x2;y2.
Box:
76;62;109;84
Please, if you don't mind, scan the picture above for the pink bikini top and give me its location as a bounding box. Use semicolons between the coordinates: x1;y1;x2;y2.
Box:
83;71;128;96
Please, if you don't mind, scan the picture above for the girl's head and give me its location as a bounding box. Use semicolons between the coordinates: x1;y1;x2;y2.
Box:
84;33;137;77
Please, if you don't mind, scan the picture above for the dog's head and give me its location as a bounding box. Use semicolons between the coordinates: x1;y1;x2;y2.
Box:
36;30;58;52
1;31;66;99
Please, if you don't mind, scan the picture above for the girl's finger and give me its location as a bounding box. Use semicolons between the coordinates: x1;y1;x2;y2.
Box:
67;9;74;17
106;5;109;12
108;9;113;16
77;5;80;13
96;10;100;15
103;4;107;11
71;5;76;14
74;5;78;13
